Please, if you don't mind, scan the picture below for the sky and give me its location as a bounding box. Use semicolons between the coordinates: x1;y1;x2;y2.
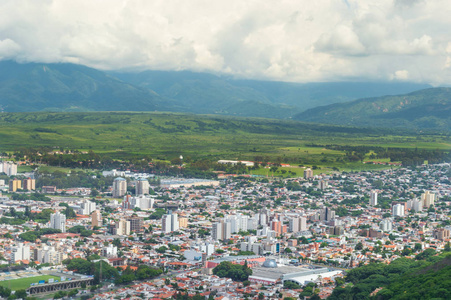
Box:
0;0;450;84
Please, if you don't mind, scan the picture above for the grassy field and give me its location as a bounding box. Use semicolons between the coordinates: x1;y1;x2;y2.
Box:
0;275;60;291
0;112;449;171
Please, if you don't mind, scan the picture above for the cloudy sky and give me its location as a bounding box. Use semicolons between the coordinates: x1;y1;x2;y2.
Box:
0;0;450;84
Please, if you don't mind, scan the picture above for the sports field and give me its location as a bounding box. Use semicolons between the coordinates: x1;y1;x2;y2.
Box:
0;275;60;291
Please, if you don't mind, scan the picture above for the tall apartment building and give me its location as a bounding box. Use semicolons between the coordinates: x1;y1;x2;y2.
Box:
8;178;21;192
178;217;188;228
370;190;378;206
289;216;307;233
392;204;405;217
271;220;282;236
0;162;17;176
112;177;127;198
79;200;96;215
50;211;66;233
304;168;313;179
91;210;102;227
212;221;231;241
433;228;450;241
380;219;393;231
22;178;36;191
127;216;144;233
318;180;328;190
421;191;436;208
115;218;131;235
136;178;150;195
320;207;335;222
11;243;31;263
34;246;63;265
162;212;179;233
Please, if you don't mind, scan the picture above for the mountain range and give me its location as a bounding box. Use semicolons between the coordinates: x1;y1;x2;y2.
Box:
0;60;432;119
294;87;451;132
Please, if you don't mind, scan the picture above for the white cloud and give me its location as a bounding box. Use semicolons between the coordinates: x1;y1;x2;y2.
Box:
0;0;450;83
391;70;410;80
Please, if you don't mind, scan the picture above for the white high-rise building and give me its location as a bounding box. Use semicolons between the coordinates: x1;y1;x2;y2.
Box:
380;219;393;231
162;212;179;233
136;178;150;195
289;217;299;233
50;211;66;233
392;204;405;217
370;191;378;206
79;200;96;215
0;162;17;176
112;177;127;198
212;222;223;241
289;216;308;232
11;243;30;263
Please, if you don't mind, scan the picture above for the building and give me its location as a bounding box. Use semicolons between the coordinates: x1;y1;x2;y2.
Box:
433;228;450;241
421;191;436;209
8;178;21;192
392;203;405;217
11;243;31;263
91;210;102;228
212;221;232;241
136;178;150;195
42;186;57;194
115;219;131;235
127;216;144;233
112;177;127;198
289;216;307;233
122;195;154;210
304;168;313;179
318;180;328;190
370;190;378;206
22;178;36;191
162;212;179;233
79;200;96;215
178;217;188;228
50;211;66;233
34;246;63;265
0;161;17;176
380;219;393;231
320;207;335;222
102;244;118;258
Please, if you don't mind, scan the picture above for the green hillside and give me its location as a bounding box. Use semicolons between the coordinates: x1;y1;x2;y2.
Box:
329;253;451;300
294;87;451;132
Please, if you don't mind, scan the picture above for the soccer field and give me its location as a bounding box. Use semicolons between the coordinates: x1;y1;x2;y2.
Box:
0;275;60;291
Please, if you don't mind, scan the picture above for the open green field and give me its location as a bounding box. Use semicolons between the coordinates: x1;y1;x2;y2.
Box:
0;112;450;171
0;275;60;291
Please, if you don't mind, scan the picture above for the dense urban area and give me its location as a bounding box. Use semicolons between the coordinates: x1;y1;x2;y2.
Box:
0;158;450;300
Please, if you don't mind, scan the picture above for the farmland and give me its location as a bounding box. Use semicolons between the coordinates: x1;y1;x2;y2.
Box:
0;112;450;173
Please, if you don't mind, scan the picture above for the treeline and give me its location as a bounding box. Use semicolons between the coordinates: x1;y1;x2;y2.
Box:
64;258;162;285
308;144;451;166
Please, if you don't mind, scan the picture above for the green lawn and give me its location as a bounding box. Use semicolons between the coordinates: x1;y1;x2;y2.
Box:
0;275;60;291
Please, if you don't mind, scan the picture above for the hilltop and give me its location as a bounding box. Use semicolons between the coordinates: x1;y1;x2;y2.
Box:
294;87;451;132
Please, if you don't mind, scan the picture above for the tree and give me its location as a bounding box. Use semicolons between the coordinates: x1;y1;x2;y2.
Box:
14;289;27;299
355;242;363;250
